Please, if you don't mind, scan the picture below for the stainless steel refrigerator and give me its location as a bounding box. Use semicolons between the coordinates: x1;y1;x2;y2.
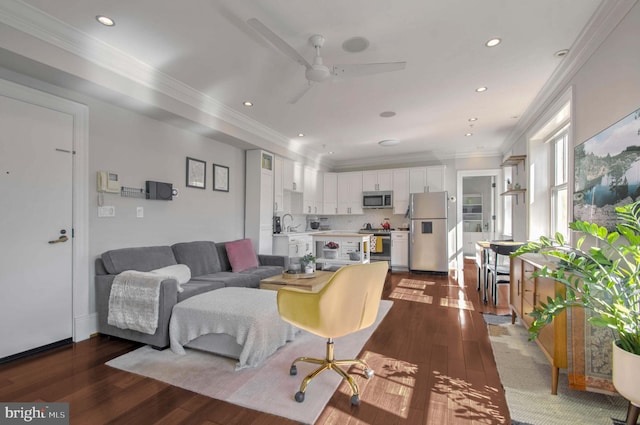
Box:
409;191;448;273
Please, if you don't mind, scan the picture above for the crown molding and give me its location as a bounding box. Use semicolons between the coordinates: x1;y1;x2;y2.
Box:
0;0;293;149
501;0;638;152
330;148;502;171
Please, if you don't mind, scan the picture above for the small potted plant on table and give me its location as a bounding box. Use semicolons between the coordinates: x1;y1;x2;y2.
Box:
300;253;316;274
512;201;640;421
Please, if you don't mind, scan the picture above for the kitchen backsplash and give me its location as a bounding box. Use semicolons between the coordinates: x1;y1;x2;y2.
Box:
277;210;408;233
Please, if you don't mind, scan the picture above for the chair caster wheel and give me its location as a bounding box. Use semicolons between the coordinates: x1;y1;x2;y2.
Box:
350;394;360;406
290;365;297;376
364;369;374;379
295;391;305;403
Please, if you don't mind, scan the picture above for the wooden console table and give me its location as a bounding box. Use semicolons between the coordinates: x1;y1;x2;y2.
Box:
510;253;567;395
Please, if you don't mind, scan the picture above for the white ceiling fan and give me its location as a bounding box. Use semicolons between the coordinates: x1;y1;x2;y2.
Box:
247;18;406;104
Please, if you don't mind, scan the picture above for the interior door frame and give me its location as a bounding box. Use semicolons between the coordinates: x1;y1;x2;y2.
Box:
455;168;502;270
1;78;89;342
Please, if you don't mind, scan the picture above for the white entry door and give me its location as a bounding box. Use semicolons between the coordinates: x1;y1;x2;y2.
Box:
0;92;74;359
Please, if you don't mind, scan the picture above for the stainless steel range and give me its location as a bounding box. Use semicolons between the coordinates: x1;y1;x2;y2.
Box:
358;228;394;261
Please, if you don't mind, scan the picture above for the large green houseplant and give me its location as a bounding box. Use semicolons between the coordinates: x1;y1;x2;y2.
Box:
512;200;640;354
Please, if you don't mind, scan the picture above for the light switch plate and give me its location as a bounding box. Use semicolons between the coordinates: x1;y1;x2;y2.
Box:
136;207;144;218
98;206;115;217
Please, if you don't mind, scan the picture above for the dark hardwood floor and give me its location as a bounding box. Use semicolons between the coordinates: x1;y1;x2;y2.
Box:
0;260;511;424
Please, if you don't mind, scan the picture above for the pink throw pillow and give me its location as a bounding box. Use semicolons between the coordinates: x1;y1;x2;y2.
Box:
226;239;259;272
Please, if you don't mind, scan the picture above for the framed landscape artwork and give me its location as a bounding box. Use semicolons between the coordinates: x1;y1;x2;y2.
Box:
573;107;640;230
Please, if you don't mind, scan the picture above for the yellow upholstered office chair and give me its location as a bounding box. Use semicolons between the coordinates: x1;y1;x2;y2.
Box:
277;261;388;406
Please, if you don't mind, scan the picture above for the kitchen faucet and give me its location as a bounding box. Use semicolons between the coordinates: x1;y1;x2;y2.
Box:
282;214;293;232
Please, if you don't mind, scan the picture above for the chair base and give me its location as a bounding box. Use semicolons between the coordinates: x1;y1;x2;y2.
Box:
290;338;374;405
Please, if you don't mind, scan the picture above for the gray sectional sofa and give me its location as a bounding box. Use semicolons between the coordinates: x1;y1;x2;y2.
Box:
95;240;288;348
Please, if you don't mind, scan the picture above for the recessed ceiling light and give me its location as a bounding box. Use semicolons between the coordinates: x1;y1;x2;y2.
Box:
468;117;478;122
96;15;115;26
485;38;501;47
342;36;370;53
297;133;304;137
379;139;400;147
554;49;569;57
328;151;334;155
465;133;473;137
475;87;487;93
242;101;253;107
379;111;396;118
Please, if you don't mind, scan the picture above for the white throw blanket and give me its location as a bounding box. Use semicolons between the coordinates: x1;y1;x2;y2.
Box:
108;270;174;334
169;287;299;370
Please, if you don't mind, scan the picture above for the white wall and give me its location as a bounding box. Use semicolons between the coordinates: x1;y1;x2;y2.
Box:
88;102;246;313
0;66;247;318
506;2;640;241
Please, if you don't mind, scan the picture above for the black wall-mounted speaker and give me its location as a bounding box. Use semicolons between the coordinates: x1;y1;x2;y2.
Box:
146;181;173;201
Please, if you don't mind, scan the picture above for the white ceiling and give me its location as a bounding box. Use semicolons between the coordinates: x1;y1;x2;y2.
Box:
0;0;612;168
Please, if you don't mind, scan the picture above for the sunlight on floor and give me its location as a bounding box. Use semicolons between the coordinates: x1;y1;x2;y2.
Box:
389;278;435;303
389;290;433;304
429;371;507;424
440;297;475;311
398;278;435;289
348;351;416;419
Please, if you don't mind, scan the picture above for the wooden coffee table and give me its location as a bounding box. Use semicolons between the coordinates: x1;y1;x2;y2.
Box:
259;270;334;292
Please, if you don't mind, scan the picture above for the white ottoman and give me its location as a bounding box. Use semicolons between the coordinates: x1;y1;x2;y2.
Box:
169;287;299;370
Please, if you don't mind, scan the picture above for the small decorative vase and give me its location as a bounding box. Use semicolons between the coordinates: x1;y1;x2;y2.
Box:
304;263;314;274
612;341;640;408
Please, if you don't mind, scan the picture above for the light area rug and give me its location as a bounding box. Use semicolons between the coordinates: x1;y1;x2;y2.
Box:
486;317;629;425
106;300;393;425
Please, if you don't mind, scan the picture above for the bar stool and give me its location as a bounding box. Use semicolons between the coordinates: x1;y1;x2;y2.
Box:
487;242;523;305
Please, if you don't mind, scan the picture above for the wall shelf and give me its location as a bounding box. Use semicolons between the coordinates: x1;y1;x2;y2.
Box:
462;194;483;232
501;155;526;175
501;155;526;167
500;189;526;204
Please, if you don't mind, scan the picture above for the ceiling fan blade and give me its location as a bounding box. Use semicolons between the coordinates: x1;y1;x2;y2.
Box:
332;62;406;79
288;82;314;104
247;18;312;69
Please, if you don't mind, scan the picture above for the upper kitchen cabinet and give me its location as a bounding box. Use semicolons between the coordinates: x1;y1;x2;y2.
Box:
362;169;393;192
283;158;303;192
337;171;363;215
274;156;284;213
245;150;274;255
323;172;338;215
303;166;323;215
409;165;446;193
392;168;410;215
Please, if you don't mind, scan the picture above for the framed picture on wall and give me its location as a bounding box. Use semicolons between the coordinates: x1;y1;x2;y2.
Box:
186;157;206;189
213;163;229;192
573;107;640;230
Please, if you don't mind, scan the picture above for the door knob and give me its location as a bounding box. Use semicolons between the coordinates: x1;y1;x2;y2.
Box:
48;235;69;244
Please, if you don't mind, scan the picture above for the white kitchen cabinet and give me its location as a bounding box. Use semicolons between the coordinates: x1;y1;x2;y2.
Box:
391;231;409;270
409;165;446;193
323;172;338;215
303;166;323;215
274;156;284;213
337;171;363;215
283;158;303;192
273;233;313;259
426;165;445;192
392;168;410;215
362;169;392;192
245;150;274;254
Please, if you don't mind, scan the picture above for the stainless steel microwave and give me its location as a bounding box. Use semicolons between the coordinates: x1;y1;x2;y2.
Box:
362;191;393;209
